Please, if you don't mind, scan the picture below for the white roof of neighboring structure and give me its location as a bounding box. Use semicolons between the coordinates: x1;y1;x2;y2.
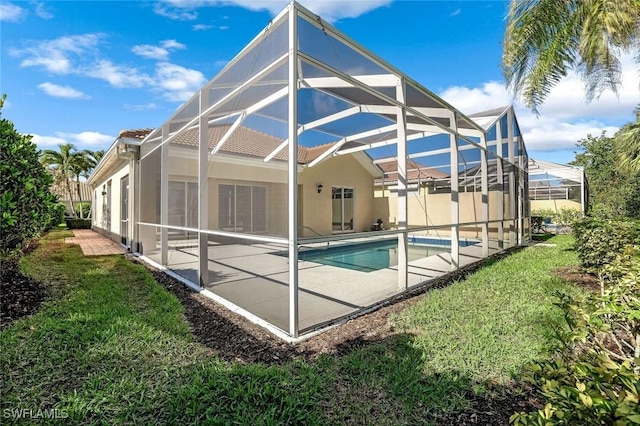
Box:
528;158;584;182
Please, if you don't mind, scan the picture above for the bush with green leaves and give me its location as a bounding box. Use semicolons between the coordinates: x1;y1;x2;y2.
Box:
74;202;91;219
553;207;583;232
531;208;555;222
0;95;58;255
572;218;640;270
47;202;67;230
511;248;640;425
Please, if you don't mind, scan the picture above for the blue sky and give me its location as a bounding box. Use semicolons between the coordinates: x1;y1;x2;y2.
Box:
1;0;638;164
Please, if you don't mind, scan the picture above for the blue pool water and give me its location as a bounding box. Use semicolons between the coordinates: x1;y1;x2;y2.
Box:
299;239;451;272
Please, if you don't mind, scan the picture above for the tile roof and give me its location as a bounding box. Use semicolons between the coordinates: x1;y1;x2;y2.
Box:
374;158;448;185
119;128;153;139
168;124;339;165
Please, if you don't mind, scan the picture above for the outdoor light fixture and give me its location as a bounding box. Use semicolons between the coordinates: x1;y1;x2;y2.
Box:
317;184;323;193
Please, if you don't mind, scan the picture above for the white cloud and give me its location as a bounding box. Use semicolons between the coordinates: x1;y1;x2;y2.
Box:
450;8;461;16
11;33;103;74
155;0;390;22
34;2;53;19
161;39;186;50
124;102;159;111
10;32;206;103
0;3;25;22
60;131;114;146
132;45;170;60
192;23;213;31
440;82;511;114
38;82;89;99
439;55;639;153
32;131;114;149
152;62;207;101
31;134;67;148
226;0;392;21
84;60;151;88
153;2;198;20
132;39;186;60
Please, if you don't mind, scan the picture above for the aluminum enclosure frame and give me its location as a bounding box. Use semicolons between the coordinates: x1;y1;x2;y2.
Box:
132;1;530;340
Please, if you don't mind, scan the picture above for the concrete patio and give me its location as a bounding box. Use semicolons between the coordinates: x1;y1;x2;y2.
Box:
145;238;507;333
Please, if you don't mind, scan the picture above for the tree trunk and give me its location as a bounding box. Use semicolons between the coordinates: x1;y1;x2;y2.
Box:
65;179;76;218
76;177;84;219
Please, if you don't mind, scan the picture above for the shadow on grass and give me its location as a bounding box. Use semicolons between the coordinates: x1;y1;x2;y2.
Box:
1;233;544;426
531;233;555;242
141;332;540;425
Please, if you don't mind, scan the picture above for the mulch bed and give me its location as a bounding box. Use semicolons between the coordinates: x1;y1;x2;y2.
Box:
126;250;520;364
127;249;542;425
554;266;600;293
0;259;48;329
1;243;541;424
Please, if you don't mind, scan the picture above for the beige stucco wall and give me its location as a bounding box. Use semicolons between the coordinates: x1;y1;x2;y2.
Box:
530;199;582;213
298;154;377;236
167;151;378;237
373;189;509;238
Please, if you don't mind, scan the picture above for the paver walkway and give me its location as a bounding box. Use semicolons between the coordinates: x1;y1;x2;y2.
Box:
65;229;127;256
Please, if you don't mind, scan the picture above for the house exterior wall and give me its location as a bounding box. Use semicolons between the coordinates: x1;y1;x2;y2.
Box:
142;150;377;239
373;189;509;238
298;154;377;236
92;161;130;243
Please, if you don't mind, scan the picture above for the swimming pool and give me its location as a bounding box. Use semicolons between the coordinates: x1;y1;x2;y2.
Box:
298;239;450;272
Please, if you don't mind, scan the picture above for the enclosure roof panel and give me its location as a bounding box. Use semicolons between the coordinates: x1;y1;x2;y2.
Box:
374;158;448;185
468;106;510;130
528;158;584;181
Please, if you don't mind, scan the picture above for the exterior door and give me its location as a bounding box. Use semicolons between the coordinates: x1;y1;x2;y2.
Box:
332;187;354;232
120;175;129;246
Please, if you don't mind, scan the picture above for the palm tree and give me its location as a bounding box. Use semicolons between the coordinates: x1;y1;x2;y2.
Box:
502;0;640;113
41;143;81;217
82;149;108;219
70;151;96;219
88;149;105;165
616;106;640;174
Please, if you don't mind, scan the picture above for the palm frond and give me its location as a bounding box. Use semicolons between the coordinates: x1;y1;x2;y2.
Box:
503;0;640;112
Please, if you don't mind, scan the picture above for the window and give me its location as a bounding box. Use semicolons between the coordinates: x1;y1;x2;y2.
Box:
168;181;198;228
219;184;266;233
332;187;354;232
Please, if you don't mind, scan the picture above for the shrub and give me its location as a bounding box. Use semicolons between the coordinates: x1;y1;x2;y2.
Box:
511;248;640;425
74;202;91;219
572;218;640;270
553;207;583;233
531;208;555;222
65;218;92;229
0;95;58;255
46;202;67;230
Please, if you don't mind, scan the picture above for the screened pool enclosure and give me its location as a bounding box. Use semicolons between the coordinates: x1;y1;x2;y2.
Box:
528;159;587;213
134;1;529;339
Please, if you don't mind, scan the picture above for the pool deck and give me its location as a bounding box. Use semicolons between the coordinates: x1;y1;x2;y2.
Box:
147;238;508;334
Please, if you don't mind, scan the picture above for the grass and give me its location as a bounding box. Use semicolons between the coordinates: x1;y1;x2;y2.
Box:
0;231;583;425
392;235;581;385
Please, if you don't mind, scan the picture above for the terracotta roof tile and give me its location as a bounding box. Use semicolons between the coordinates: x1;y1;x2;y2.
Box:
373;158;448;185
119;128;153;139
170;124;338;165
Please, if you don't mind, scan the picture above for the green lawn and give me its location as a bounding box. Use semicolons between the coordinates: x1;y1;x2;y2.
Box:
1;231;583;425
